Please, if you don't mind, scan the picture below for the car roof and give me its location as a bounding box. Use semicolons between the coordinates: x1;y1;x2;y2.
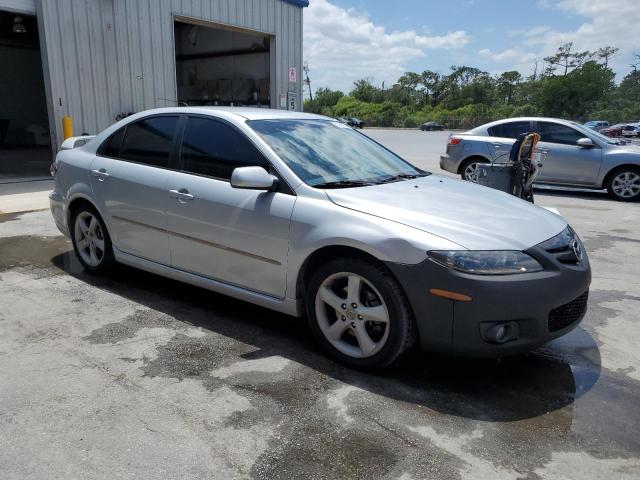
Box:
472;117;581;130
122;106;328;121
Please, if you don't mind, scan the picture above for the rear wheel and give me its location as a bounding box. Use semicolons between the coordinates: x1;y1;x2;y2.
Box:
70;206;114;273
606;168;640;201
460;158;488;182
306;257;415;369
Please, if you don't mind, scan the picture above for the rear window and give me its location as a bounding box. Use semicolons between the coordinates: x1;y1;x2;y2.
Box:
120;116;179;167
488;121;531;139
99;128;125;158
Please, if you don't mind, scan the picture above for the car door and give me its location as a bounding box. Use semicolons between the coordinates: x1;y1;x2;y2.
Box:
486;120;532;162
532;121;602;185
165;115;296;298
90;115;178;264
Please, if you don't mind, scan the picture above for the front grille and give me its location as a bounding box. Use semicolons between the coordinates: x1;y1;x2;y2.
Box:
548;290;589;332
545;245;580;264
537;226;583;265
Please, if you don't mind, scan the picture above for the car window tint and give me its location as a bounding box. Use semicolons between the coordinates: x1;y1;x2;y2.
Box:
536;122;583;145
487;121;530;138
120;116;178;167
100;128;125;158
181;117;267;180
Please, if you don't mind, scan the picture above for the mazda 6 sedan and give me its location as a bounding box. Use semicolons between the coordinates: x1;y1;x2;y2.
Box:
50;108;591;368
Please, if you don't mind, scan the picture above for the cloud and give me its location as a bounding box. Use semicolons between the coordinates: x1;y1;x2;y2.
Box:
478;48;537;63
527;0;640;76
303;0;469;93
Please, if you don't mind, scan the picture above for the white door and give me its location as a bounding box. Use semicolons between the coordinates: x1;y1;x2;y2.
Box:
166;116;295;298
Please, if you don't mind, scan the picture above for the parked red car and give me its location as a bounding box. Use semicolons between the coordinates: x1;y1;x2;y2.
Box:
600;124;626;137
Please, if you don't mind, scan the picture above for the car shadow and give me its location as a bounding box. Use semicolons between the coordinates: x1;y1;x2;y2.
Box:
51;250;601;424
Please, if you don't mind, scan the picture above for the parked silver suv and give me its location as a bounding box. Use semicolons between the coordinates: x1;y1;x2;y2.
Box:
50;108;591;368
440;117;640;201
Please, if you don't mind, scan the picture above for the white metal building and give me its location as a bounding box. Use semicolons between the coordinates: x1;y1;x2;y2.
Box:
0;0;307;180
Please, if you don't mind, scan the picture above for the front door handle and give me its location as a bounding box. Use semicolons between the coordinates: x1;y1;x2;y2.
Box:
91;168;110;181
169;188;194;202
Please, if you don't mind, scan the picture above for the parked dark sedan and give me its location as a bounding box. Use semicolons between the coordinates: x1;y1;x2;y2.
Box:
420;121;444;131
347;117;365;129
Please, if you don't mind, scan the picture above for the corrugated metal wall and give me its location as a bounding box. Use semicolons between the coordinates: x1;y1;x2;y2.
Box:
35;0;303;149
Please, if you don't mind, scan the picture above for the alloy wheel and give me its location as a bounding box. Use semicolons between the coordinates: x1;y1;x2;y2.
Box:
315;272;390;359
611;172;640;199
464;162;482;182
74;211;105;267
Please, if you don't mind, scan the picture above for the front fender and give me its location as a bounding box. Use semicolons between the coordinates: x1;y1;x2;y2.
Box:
285;196;461;299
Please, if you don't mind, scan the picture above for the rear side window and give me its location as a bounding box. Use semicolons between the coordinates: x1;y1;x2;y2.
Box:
535;122;583;145
120;116;179;167
488;121;531;139
100;128;125;158
180;116;268;180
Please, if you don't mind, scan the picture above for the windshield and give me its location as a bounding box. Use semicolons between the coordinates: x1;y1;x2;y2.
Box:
570;121;621;145
248;119;426;187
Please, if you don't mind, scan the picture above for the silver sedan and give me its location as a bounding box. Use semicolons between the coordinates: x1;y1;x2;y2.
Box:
440;117;640;201
50;108;590;368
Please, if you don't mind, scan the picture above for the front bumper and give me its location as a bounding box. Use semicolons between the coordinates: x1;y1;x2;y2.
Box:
439;154;459;174
386;246;591;358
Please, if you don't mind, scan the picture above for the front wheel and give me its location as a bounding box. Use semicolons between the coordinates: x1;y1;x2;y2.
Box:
306;258;415;369
606;168;640;201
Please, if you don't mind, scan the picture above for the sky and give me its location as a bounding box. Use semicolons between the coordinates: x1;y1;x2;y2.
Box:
302;0;640;94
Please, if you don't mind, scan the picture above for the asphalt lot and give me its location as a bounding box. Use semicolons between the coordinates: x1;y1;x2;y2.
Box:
1;129;639;479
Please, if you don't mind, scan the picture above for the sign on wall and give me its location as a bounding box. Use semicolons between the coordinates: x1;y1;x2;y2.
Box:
288;66;297;84
279;93;287;109
287;92;298;111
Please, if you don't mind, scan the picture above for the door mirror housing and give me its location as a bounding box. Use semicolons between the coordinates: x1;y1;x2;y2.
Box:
577;137;595;148
230;166;278;191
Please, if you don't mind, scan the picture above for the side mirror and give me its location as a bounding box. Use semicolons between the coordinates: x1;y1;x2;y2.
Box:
230;166;278;191
577;137;595;148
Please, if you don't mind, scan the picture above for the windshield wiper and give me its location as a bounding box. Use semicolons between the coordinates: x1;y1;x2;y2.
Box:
313;180;375;189
376;172;429;184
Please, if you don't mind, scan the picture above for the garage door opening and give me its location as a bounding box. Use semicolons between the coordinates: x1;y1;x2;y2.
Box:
174;19;271;108
0;10;51;183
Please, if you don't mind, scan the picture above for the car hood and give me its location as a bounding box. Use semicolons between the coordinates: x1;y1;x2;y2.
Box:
326;175;567;250
607;142;640;154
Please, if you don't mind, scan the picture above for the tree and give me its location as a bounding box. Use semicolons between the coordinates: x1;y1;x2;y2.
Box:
537;60;614;118
597;47;619;68
497;71;522;104
544;43;593;75
351;79;383;103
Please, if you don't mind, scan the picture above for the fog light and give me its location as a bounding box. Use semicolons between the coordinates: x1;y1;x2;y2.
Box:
480;321;519;344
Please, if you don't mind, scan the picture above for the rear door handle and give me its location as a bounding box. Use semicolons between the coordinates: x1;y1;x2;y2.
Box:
91;168;110;181
169;188;194;202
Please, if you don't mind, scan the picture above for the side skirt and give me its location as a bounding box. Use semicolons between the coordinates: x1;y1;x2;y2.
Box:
113;249;301;317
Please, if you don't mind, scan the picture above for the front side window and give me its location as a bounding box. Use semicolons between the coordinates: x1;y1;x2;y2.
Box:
535;122;583;145
248;119;424;187
487;121;531;139
180;117;268;180
120;116;179;167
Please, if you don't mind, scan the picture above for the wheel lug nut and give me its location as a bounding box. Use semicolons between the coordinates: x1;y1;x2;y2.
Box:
351;303;357;308
341;303;347;310
341;315;346;321
357;314;363;320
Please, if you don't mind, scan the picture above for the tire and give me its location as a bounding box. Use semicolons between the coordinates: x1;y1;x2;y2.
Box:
70;204;114;273
305;257;416;369
460;157;488;182
606;167;640;202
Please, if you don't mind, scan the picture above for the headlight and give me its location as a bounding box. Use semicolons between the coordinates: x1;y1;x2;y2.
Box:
428;250;543;275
